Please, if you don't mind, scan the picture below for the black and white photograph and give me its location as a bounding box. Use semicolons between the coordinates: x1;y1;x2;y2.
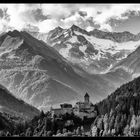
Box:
0;3;140;137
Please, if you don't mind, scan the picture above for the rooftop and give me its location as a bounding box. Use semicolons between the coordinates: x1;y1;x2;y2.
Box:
51;108;61;111
84;92;89;97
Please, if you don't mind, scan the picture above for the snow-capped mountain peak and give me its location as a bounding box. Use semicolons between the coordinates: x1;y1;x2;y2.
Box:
43;25;140;74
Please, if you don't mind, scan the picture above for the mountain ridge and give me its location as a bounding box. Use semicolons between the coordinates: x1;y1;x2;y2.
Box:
0;29;138;111
47;24;140;43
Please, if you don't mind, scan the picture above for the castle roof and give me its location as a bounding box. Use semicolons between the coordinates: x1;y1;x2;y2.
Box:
60;103;72;108
84;92;89;97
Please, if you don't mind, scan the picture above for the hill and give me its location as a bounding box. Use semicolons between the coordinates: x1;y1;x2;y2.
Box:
0;84;40;120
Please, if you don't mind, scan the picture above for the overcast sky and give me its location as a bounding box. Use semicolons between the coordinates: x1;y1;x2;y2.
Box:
0;4;140;34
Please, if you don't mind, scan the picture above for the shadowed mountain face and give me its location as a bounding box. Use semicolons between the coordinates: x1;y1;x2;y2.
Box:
0;29;137;111
0;84;40;120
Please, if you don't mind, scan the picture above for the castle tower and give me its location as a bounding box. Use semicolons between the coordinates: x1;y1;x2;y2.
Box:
84;92;90;103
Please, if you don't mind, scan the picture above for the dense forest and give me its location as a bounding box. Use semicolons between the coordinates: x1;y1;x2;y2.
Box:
0;110;96;136
91;76;140;136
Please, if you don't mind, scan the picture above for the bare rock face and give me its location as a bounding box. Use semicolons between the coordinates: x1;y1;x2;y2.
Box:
89;29;139;43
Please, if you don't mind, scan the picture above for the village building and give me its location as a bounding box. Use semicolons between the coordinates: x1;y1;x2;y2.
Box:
60;103;73;114
50;103;73;118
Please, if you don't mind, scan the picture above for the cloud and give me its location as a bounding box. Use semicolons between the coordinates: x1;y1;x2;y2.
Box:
38;4;140;32
0;4;41;32
86;26;95;32
37;19;59;33
91;4;140;31
60;12;84;28
0;4;140;33
78;11;87;17
40;4;78;20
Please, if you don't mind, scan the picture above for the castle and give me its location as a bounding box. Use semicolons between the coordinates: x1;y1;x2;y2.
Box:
50;93;97;119
73;93;97;119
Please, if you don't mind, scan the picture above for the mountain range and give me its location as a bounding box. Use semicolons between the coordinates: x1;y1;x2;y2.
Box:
28;25;140;74
0;26;140;112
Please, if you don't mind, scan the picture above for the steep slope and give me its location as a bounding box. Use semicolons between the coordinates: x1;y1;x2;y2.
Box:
0;112;13;131
0;84;40;120
0;30;90;109
111;45;140;78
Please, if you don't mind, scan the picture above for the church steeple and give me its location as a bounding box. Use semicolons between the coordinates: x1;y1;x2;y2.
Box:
84;92;90;103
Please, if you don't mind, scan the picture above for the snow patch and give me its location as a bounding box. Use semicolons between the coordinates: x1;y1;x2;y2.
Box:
79;45;87;54
69;36;78;43
63;30;69;38
59;44;72;58
74;31;140;51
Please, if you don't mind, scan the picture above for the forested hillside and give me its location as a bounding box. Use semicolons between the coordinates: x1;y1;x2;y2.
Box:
0;111;97;136
91;76;140;136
